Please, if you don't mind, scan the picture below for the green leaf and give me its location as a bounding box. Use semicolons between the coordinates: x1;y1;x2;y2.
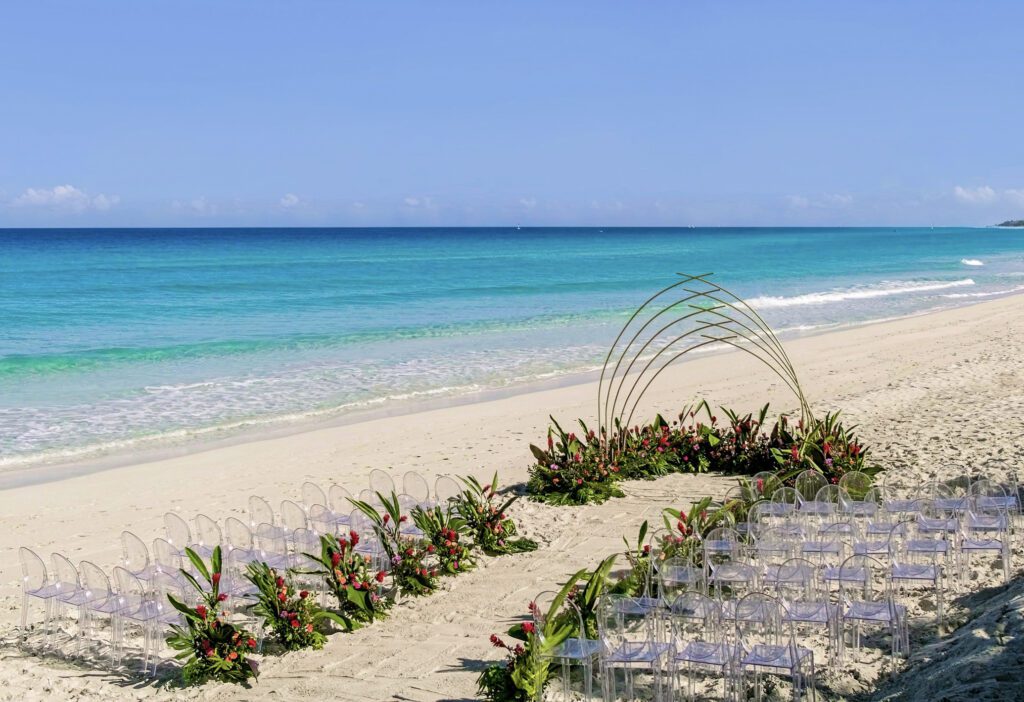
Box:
185;547;211;584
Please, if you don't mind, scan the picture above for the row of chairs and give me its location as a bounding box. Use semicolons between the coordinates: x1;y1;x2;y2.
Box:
19;469;462;675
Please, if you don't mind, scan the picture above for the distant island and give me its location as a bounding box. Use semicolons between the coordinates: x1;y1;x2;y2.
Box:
996;220;1024;227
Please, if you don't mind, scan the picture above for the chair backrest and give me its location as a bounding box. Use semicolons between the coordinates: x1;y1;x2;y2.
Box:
194;513;223;549
308;504;337;536
659;555;704;602
224;516;254;551
668;590;720;640
280;499;309;531
598;594;652;650
293;527;320;556
531;590;558;647
152;537;183;574
703;527;741;564
751;471;782;499
838;471;872;500
836;554;887;602
120;530;151;575
51;552;81;589
301;481;329;510
248;495;276;529
403;471;431;504
255;522;289;557
369;469;395;498
19;547;49;591
795;470;828;502
771;557;818;600
434;475;462;503
328;484;355;514
113;565;149;611
814;484;843;505
79;560;115;604
152;571;186;612
732;592;781;646
164;511;192;551
752;526;794;565
771;486;801;507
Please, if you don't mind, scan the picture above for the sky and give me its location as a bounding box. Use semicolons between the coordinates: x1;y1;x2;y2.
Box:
1;1;1022;228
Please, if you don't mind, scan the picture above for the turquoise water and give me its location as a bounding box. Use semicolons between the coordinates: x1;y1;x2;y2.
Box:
2;227;1023;470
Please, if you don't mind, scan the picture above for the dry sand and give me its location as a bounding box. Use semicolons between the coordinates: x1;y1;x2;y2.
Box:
1;294;1023;701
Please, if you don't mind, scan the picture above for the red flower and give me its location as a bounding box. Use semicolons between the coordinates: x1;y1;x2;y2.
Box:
212;572;221;587
305;623;314;633
227;651;238;661
275;576;285;588
490;634;504;648
218;593;228;602
195;604;208;620
375;570;386;583
383;513;391;524
331;551;342;567
291;619;300;628
350;530;359;546
278;592;287;602
299;590;309;599
399;515;408;523
643;544;651;555
522;621;535;634
247;637;257;649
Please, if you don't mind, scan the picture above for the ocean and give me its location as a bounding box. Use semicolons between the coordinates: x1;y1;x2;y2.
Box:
2;226;1023;472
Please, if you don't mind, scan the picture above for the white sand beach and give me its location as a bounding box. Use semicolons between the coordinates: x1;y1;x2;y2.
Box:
2;294;1023;701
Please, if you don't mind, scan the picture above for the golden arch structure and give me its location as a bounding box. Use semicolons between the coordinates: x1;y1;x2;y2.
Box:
597;273;813;459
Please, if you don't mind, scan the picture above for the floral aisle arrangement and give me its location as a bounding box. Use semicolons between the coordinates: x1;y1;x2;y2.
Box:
412;501;475;575
245;562;328;651
354;492;440;597
452;473;538;555
165;547;259;685
528;400;878;505
301;532;391;630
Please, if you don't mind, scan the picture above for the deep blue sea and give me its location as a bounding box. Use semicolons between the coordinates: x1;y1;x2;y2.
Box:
2;227;1023;471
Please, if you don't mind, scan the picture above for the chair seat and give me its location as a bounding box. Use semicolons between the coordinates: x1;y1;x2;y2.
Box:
785;601;836;624
26;582;64;600
906;539;948;555
798;501;835;516
710;564;757;583
551;637;601;661
891;563;939;581
740;643;812;670
604;640;671;665
823;565;868;584
802;541;842;555
675;640;736;666
961;537;1005;551
845;601;902;623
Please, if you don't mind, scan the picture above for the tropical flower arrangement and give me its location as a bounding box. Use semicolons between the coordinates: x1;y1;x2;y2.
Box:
413;501;475;575
165;547;259;686
354;492;440;597
528;400;878;505
453;473;539;555
301;532;390;629
245;562;328;651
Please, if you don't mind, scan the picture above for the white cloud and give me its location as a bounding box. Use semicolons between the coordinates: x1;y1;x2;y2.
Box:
519;197;537;209
403;196;436;209
279;193;301;208
10;184;119;212
1005;189;1024;207
953;185;997;204
403;196;421;207
787;193;853;210
172;196;217;215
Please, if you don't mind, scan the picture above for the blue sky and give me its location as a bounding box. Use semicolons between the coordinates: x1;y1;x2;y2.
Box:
1;1;1022;227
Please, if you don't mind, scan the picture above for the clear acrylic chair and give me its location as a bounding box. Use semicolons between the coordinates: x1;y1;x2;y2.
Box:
113;566;162;673
751;525;797;576
892;512;948;629
598;594;671;702
301;481;329;510
19;547;62;649
280;499;310;546
349;509;384;570
309;503;342;536
838;554;907;662
667;591;736;701
959;490;1011;584
534;590;601;701
192;513;222;559
328;484;356;518
768;487;802;520
163;511;192;556
254;522;294;571
734;593;816;702
151;537;187;586
121;530;158;583
248;495;278;531
659;555;706;603
369;468;396;498
838;471;872;501
396;494;426;537
803;520;854;570
51;553;91;654
225;516;260;561
706;528;759;601
773;556;838;665
751;471;783;501
149;571;187;675
403;471;432;506
434;475;462;504
79;560;121;665
795;470;828;504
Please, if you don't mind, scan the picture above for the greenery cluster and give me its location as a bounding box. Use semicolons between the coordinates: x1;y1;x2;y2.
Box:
528;400;878;505
245;562;328;651
166;547;259;686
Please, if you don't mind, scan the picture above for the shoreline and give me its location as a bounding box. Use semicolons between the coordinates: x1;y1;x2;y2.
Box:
0;294;1013;490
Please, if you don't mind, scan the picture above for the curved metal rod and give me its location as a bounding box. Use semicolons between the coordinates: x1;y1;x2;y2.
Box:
598;273;714;440
692;309;801;397
606;302;725;442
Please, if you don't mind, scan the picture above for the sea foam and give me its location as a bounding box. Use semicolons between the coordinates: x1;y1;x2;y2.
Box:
746;279;975;309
